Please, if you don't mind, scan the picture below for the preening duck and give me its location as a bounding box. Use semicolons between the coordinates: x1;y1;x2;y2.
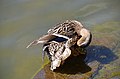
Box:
26;20;92;71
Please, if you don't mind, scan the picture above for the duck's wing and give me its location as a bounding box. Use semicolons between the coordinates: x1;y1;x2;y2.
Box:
26;34;56;48
26;34;70;48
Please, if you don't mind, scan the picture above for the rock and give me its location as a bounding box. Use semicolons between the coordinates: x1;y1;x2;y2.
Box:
33;48;100;79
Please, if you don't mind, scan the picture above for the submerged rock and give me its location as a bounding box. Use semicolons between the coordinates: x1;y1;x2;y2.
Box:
33;59;100;79
33;46;100;79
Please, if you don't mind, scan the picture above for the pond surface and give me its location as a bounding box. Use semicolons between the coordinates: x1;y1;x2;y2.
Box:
0;0;120;79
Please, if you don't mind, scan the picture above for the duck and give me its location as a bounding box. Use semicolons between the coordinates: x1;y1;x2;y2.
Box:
26;20;92;71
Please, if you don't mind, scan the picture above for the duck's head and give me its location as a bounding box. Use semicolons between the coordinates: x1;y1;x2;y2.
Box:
77;28;92;48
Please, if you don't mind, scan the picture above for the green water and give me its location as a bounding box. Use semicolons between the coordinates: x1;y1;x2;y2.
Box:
0;0;120;79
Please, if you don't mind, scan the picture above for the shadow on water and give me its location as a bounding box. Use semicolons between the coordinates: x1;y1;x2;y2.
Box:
86;45;118;64
33;45;118;79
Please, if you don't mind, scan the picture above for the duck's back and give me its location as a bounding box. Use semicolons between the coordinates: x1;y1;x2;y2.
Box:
47;20;83;37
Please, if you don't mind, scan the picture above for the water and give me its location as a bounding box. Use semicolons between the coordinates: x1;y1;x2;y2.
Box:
0;0;120;79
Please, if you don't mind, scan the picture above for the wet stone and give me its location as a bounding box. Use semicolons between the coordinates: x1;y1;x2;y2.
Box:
33;48;100;79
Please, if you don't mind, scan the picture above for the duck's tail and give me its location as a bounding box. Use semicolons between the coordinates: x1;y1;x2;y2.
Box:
26;34;56;48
